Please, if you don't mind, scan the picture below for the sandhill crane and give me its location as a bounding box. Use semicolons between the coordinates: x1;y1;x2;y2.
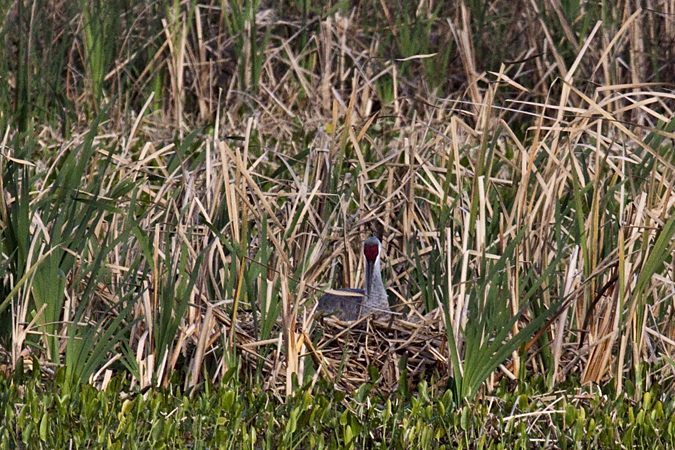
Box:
318;236;390;321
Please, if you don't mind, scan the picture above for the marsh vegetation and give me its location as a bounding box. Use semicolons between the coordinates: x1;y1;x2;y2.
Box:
1;0;675;447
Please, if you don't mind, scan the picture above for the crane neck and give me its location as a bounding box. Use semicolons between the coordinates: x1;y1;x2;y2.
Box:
365;255;386;303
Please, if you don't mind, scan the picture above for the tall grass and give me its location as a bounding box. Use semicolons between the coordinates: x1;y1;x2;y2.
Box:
1;0;675;405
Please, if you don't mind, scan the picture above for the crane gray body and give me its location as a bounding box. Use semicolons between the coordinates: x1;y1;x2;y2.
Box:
318;236;390;321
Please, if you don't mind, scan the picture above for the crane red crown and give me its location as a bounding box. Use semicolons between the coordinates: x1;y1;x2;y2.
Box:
363;243;379;261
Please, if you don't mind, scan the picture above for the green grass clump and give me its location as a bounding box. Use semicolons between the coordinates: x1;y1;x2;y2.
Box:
4;365;675;449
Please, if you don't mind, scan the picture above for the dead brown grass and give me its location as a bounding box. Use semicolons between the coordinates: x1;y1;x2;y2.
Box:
3;1;675;399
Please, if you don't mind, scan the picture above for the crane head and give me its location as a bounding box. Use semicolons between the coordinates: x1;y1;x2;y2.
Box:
363;236;380;262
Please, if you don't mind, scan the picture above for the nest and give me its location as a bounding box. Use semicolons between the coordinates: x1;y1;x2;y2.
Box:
212;304;450;395
315;310;449;393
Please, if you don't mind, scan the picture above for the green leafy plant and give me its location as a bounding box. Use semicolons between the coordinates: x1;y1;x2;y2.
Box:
444;225;567;401
223;0;270;92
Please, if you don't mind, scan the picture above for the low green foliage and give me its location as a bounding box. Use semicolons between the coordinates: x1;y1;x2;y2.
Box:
3;365;675;449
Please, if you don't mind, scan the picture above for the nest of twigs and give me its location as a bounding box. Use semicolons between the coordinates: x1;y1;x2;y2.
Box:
213;303;450;395
315;310;449;393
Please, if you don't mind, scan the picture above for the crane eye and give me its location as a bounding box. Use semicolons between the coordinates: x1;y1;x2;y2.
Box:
363;244;379;261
